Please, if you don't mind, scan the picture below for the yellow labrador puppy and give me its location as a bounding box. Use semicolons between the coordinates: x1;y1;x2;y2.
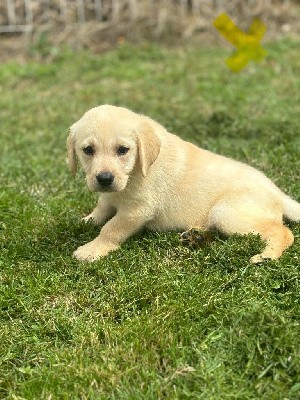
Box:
67;105;300;263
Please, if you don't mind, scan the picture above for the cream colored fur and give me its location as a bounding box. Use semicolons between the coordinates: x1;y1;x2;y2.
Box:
67;105;300;263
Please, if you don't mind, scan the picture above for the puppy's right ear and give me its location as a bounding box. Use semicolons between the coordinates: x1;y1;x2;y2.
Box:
66;127;77;176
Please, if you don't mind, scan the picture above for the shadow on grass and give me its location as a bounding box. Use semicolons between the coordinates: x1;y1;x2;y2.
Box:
4;200;286;274
171;110;297;144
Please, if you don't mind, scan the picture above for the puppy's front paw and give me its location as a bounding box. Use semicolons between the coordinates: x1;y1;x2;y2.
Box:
73;244;100;262
73;240;118;262
82;213;97;224
250;253;272;264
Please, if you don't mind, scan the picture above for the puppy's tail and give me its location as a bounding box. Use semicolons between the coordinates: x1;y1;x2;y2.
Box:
282;195;300;222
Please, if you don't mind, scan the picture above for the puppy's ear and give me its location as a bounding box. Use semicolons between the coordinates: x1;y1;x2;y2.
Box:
137;122;161;177
66;127;77;176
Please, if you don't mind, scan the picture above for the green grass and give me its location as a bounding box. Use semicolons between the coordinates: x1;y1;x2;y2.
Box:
0;38;300;399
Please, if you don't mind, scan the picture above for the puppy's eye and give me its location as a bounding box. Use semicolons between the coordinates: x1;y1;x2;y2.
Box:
117;146;129;156
83;146;94;156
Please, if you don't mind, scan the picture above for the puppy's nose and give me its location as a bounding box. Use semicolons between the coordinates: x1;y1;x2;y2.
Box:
96;172;114;187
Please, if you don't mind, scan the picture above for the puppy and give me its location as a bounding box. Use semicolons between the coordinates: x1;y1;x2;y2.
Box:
67;105;300;263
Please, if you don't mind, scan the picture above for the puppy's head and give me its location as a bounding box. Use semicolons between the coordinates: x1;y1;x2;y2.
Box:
66;105;160;192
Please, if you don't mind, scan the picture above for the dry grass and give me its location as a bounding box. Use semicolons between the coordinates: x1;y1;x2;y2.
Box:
0;0;299;60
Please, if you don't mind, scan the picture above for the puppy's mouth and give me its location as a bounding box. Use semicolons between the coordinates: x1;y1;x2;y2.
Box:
95;185;119;193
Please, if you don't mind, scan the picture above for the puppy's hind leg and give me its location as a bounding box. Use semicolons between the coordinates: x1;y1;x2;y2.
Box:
207;202;294;263
250;221;294;264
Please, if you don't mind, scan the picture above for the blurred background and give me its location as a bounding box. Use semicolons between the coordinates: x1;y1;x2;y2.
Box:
0;0;299;61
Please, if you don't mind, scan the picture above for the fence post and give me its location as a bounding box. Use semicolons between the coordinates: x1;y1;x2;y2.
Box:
94;0;103;21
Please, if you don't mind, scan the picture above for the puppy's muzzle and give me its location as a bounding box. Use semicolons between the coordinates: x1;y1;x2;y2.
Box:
96;172;115;188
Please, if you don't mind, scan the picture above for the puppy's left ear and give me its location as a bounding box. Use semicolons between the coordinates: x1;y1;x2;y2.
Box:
66;126;77;176
137;122;161;177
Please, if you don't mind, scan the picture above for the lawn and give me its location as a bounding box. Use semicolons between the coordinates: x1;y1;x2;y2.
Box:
0;38;300;399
